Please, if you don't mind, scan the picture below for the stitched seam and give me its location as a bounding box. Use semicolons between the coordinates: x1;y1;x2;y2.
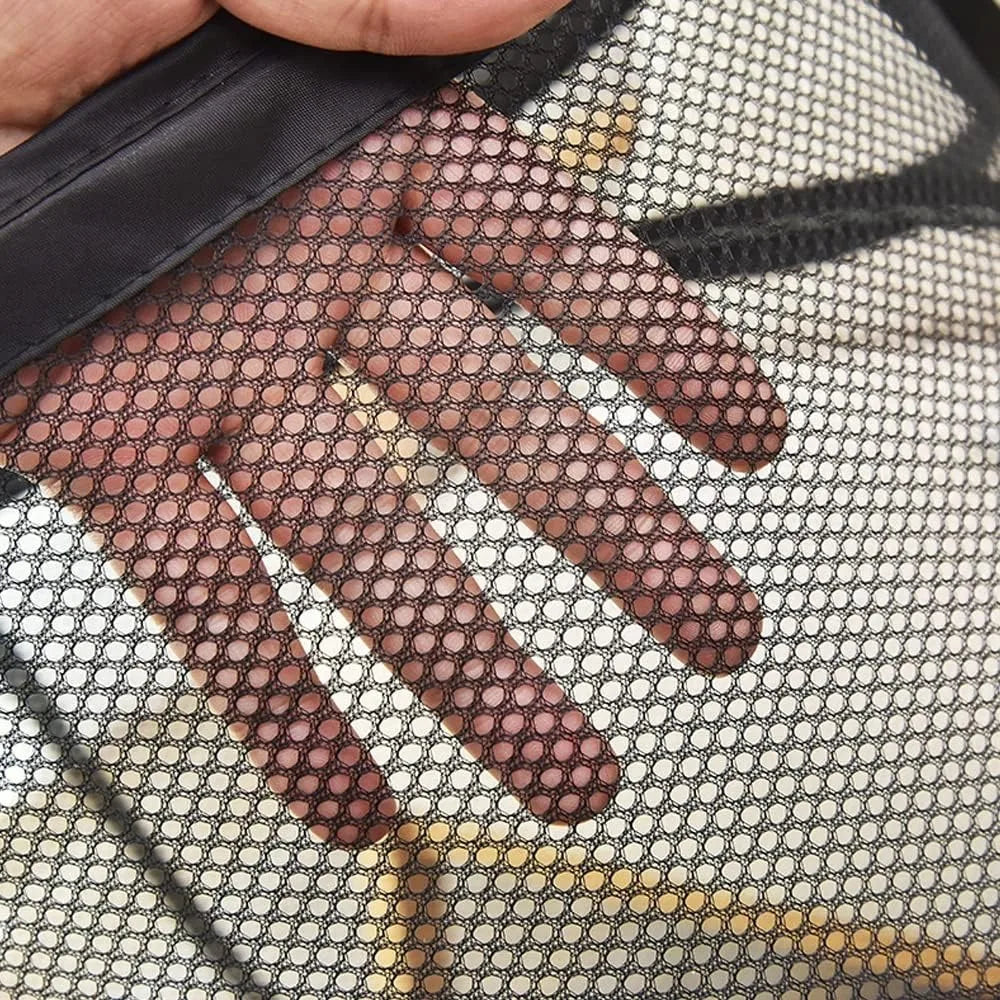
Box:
0;82;436;378
0;46;263;225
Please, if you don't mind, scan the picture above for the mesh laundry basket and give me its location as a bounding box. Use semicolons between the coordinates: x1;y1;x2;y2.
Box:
1;2;999;998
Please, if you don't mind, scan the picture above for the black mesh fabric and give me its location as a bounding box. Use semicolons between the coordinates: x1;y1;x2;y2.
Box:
2;2;999;999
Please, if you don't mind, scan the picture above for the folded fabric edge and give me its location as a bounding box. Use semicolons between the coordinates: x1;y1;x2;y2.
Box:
0;11;483;379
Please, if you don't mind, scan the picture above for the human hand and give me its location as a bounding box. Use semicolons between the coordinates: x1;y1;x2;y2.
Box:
0;87;786;846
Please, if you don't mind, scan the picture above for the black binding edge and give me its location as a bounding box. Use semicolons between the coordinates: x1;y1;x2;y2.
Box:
932;0;1000;92
0;12;482;379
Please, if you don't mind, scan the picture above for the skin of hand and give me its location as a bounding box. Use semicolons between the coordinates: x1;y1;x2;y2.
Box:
0;0;570;153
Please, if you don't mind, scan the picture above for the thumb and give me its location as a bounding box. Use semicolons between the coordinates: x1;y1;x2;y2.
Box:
219;0;571;55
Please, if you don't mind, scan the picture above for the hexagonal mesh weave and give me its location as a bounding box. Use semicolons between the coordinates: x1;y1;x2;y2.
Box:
1;2;999;999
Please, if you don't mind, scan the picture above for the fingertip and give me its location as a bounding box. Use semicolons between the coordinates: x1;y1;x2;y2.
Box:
664;586;764;675
519;727;621;826
721;387;790;474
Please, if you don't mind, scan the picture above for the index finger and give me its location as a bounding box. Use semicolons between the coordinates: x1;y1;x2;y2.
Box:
397;90;787;472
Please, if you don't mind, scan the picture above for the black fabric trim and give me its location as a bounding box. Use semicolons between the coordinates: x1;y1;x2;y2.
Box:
931;0;1000;93
883;0;1000;113
0;12;481;380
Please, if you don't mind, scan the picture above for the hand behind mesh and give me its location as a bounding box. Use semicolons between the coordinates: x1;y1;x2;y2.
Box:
0;89;786;844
